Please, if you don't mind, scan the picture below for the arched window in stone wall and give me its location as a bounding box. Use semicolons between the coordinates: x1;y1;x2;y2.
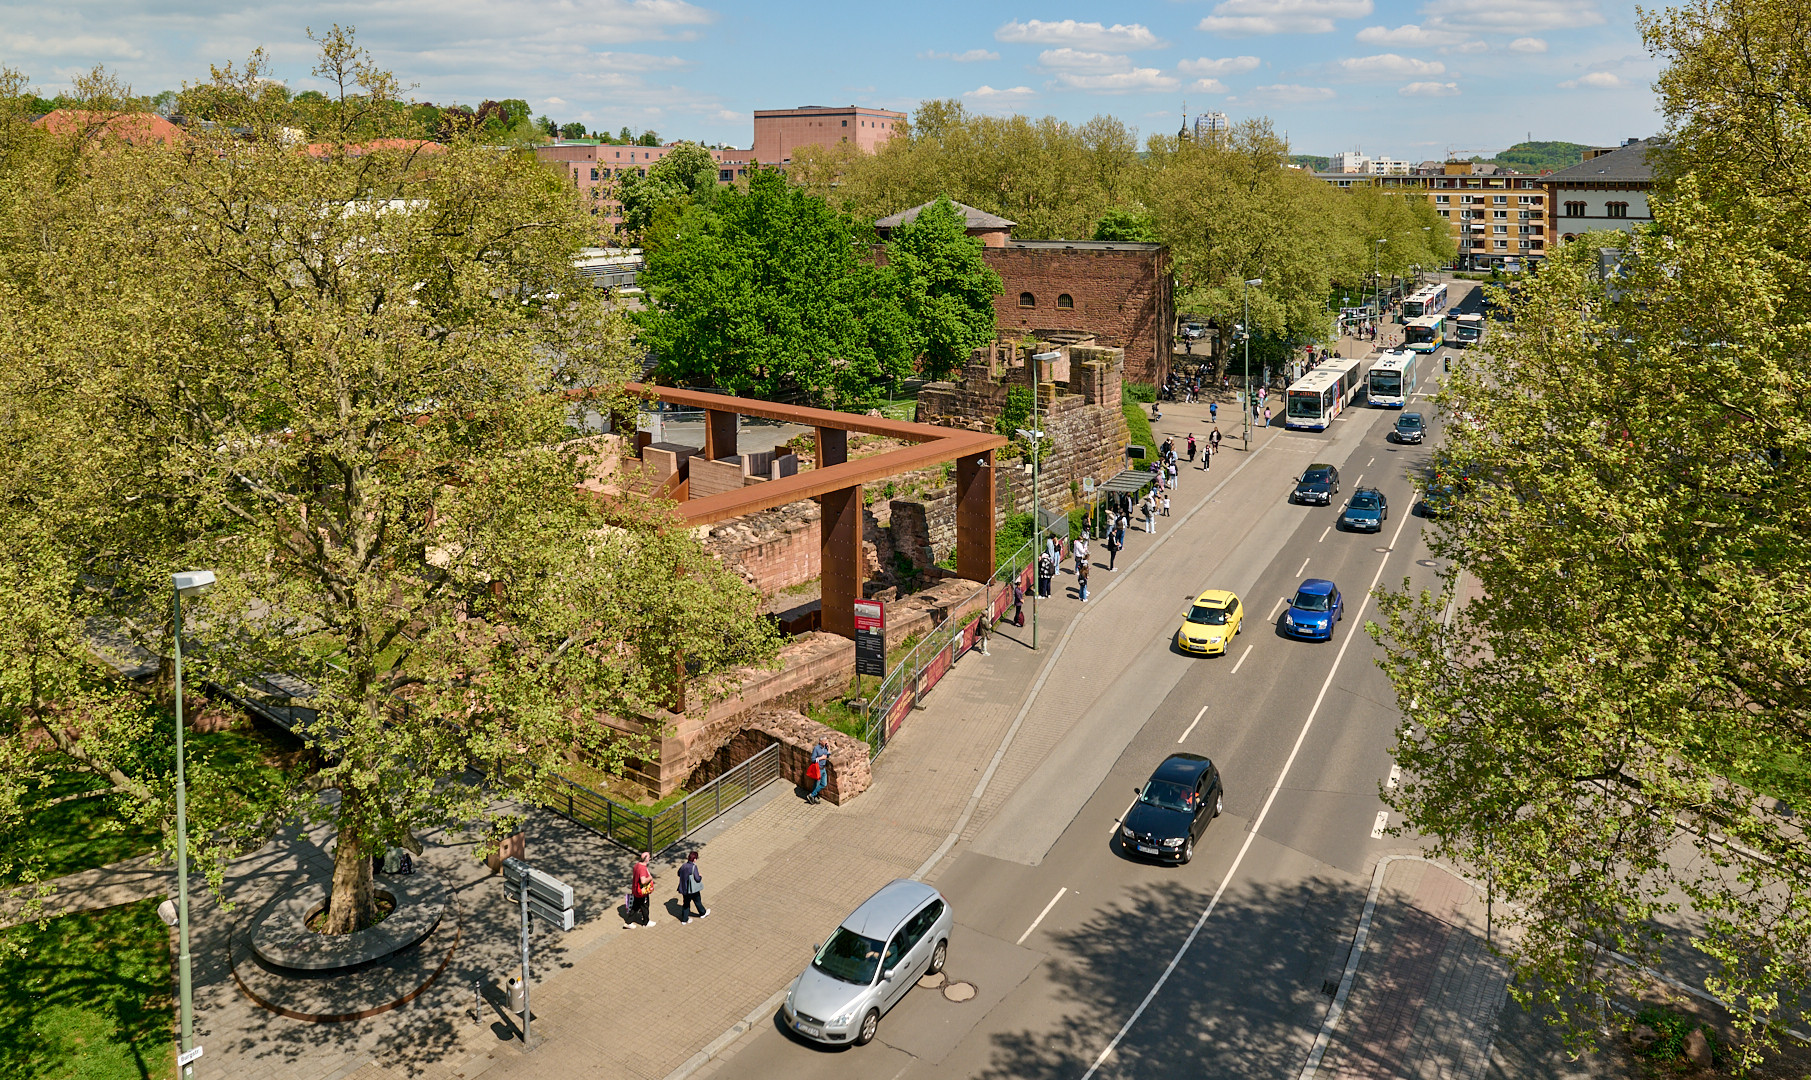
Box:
1019;292;1035;308
1057;293;1074;309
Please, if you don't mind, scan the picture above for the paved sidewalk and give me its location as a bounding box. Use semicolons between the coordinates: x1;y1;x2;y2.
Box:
1313;858;1510;1080
0;851;169;928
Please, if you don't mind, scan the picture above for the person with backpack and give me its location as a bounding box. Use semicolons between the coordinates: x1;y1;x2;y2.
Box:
676;851;707;924
627;851;655;927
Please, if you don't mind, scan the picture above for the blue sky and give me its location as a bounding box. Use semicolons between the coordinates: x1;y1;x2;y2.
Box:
4;0;1662;157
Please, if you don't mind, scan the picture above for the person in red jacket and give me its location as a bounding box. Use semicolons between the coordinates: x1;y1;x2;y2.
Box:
626;851;655;927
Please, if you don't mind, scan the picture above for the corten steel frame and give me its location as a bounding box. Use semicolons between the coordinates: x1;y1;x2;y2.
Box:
626;384;1008;639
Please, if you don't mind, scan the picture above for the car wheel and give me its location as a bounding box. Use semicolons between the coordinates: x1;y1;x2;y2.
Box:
854;1009;881;1046
1182;837;1195;864
929;939;947;975
1214;790;1224;818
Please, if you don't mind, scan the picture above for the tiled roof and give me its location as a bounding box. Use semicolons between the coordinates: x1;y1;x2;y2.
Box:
1545;139;1659;183
875;200;1016;230
32;109;184;145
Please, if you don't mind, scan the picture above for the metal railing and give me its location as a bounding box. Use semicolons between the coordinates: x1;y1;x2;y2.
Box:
548;743;782;853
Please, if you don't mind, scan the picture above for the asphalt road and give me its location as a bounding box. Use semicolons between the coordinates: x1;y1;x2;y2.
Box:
718;347;1460;1079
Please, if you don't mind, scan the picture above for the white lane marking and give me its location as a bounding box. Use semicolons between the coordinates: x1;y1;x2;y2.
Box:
1109;797;1138;837
1353;475;1364;488
1318;526;1331;543
1229;643;1253;674
1179;705;1208;743
1016;887;1068;946
1370;811;1390;839
1268;597;1288;621
1296;557;1311;577
1079;503;1418;1080
1367;457;1375;467
1387;764;1401;790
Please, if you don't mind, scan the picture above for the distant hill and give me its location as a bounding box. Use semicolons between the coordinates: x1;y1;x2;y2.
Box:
1470;141;1587;174
1289;154;1330;171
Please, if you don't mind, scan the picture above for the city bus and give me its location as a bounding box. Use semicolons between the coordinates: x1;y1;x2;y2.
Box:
1403;314;1445;353
1285;357;1365;431
1367;351;1418;408
1449;312;1486;347
1401;283;1449;319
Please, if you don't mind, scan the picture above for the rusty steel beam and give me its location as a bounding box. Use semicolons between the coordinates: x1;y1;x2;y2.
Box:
818;485;864;639
703;409;738;462
816;427;847;470
955;450;996;583
626;384;944;442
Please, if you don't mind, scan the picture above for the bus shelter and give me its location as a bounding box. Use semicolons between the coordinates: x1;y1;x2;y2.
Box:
1089;467;1160;534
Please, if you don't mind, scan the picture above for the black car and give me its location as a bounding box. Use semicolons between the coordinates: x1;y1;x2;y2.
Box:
1120;753;1223;864
1292;463;1340;505
1340;487;1388;531
1393;412;1425;444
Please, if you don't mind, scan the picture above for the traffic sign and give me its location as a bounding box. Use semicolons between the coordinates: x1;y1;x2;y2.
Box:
178;1046;204;1067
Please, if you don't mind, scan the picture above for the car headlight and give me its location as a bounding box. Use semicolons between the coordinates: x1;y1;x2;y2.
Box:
1161;837;1185;847
831;1005;861;1025
1282;615;1294;627
1122;825;1135;838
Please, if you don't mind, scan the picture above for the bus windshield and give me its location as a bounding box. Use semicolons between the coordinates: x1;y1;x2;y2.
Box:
1288;390;1324;419
1404;324;1438;346
1370;372;1402;396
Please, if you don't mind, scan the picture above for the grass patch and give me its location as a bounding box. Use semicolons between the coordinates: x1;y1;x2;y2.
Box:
0;898;174;1080
1122;382;1156;404
807;700;873;746
561;759;688;816
1122;403;1157;461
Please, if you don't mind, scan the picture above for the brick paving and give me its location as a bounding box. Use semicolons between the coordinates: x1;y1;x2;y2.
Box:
1318;859;1510;1080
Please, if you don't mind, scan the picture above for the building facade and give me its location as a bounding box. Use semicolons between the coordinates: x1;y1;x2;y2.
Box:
1315;161;1549;270
984;241;1173;387
1541;138;1657;244
751;105;907;165
534;141;756;228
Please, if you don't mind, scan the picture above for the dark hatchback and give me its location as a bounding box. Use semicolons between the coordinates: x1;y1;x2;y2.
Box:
1340;487;1388;532
1119;753;1224;864
1393;412;1425;444
1291;463;1341;505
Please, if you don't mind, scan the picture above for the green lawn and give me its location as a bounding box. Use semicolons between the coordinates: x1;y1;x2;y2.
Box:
0;899;174;1080
1122;402;1157;461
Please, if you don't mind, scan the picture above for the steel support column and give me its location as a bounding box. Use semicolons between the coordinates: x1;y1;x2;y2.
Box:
955;450;995;583
818;484;864;639
704;409;738;462
816;427;848;470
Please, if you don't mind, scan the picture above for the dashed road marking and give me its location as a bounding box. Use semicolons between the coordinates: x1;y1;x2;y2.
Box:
1367;457;1375;467
1016;887;1068;946
1318;526;1331;543
1296;557;1311;577
1370;811;1390;839
1229;643;1253;674
1268;597;1289;621
1179;705;1208;743
1109;797;1138;837
1387;764;1401;789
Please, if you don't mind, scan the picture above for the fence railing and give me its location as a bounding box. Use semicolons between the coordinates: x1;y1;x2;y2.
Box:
547;743;782;853
862;536;1041;757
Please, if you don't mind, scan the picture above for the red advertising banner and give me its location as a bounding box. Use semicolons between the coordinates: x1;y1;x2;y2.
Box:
885;687;914;737
922;644;953;697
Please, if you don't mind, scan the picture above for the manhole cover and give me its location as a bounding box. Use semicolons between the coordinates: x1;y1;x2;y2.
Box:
1374;547;1392;553
917;971;947;989
943;981;977;1003
1416;559;1437;567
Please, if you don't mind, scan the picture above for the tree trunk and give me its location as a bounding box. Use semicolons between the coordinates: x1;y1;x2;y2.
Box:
323;819;377;934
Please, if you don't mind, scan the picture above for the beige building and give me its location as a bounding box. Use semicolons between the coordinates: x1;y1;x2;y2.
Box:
1316;160;1548;270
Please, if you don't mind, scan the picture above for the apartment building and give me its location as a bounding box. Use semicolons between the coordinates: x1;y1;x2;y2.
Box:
1541;138;1657;242
1316;160;1549;270
751;105;907;165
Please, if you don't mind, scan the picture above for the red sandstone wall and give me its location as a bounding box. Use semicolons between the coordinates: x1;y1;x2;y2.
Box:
984;245;1173;386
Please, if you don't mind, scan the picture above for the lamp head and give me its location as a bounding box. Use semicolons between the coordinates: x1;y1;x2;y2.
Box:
1245;278;1262;286
173;570;216;597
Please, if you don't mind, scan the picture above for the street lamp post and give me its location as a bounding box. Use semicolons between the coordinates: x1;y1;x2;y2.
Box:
1372;238;1388;316
1029;351;1060;650
1241;278;1261;445
170;569;215;1078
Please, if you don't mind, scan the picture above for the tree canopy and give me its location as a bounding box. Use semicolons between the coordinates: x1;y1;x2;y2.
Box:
1373;0;1811;1064
615;140;720;243
883;196;1003;381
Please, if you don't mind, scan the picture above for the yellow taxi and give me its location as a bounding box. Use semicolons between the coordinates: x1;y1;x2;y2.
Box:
1177;589;1243;656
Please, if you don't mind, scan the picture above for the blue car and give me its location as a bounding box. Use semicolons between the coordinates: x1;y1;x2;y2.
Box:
1282;579;1344;641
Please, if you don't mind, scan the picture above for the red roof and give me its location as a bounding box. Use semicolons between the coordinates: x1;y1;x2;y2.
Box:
303;138;446;158
32;109;184;145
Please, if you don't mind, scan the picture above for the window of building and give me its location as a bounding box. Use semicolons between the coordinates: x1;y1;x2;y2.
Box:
1435;194;1449;204
1495;239;1508;249
1493;195;1507;204
1057;293;1074;309
719;169;733;181
1606;201;1629;218
590;168;598;181
1019;292;1036;308
1461;195;1475;204
842;119;848;126
1494;210;1508;219
1439;209;1450;217
1565;201;1586;216
1493;225;1508;234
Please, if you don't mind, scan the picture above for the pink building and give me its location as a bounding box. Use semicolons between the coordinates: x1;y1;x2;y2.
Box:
751;105;906;165
535;141;756;226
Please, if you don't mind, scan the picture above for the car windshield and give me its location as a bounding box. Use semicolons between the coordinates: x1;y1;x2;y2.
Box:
1139;779;1196;812
1293;590;1333;612
1399;415;1423;429
1349;494;1380;511
813;927;887;985
1187;604;1230;625
1300;468;1333;484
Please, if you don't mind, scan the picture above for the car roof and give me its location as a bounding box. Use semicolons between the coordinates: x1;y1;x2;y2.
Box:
1303;462;1336;471
1351;486;1383;497
1190;589;1237;606
841;879;940;938
1296;578;1336;595
1151;753;1212;783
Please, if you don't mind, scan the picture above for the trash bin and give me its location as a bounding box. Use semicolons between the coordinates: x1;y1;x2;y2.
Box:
506;977;527;1014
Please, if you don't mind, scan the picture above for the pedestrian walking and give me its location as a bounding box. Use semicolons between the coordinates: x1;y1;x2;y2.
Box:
1210;428;1222;453
1073;534;1089;575
1162;491;1171;517
1037;548;1055;598
1077;559;1090;602
1187;434;1197;461
1200;440;1211;471
677;851;707;924
1263;405;1272;428
1210;401;1218;425
627;851;655;927
1105;523;1120;570
1012;579;1025;626
1143;492;1156;532
807;740;830;803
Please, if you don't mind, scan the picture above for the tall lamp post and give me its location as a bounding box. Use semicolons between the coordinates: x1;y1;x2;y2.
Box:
170;569;215;1077
1241;278;1261;445
1028;351;1060;650
1371;237;1388;316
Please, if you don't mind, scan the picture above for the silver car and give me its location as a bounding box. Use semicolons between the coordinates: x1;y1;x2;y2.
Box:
780;879;952;1046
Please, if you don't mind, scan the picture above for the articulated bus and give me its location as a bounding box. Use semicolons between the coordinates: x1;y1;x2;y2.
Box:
1449;312;1486;347
1401;283;1450;319
1285;357;1366;431
1403;314;1445;353
1367;351;1418;408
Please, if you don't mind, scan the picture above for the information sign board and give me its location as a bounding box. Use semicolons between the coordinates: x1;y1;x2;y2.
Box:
853;600;886;677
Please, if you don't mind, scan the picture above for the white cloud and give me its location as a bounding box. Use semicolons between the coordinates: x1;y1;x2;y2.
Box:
543;96;568;107
1038;48;1131;73
1054;68;1181;92
1178;55;1261;76
1233;83;1337;103
1190;77;1230;93
921;48;1000;62
0;31;143;59
1199;0;1374;36
1354;24;1466;47
1559;71;1624;89
1339;53;1446;77
1399;81;1460;96
1422;0;1606;34
1509;37;1548;53
1453;40;1488;53
964;84;1037;101
995;19;1164;51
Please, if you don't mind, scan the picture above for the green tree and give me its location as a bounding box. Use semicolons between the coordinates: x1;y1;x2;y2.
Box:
616;141;718;241
636;129;660;146
636;168;912;407
0;42;777;936
884;196;1003;380
1373;0;1811;1064
558;120;586;140
1092;205;1158;242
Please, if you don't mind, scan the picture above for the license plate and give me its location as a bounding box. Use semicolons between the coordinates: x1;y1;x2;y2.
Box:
796;1022;822;1038
1137;844;1161;854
